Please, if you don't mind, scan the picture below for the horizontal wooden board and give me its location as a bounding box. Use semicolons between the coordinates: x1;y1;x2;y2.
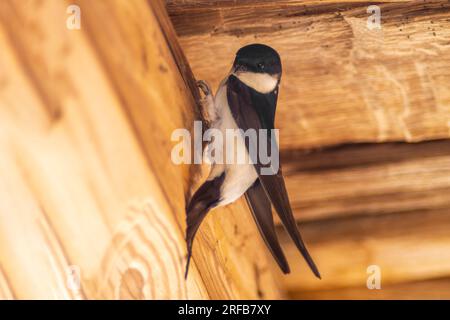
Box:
282;139;450;222
167;0;450;150
277;207;450;292
291;277;450;299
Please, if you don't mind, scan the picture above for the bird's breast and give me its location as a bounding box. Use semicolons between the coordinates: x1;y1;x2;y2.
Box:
213;81;258;206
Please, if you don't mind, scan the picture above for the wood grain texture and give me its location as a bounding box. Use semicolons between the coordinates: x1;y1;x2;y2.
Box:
292;277;450;299
278;140;450;296
277;208;450;292
76;0;282;299
282;139;450;222
167;0;450;150
0;0;281;299
0;265;14;300
166;0;450;298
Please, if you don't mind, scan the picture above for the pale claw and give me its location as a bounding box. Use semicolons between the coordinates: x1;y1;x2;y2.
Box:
197;80;212;97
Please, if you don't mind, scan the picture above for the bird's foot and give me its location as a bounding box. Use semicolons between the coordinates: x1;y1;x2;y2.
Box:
196;80;217;124
197;80;212;97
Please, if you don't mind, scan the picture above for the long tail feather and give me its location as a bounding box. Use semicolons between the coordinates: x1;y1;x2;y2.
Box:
184;172;225;278
259;172;321;279
245;179;290;273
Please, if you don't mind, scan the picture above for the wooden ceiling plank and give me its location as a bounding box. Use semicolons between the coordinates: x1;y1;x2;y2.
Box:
168;0;450;150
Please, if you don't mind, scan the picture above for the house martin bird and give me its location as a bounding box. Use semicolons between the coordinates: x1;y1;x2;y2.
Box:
185;44;320;279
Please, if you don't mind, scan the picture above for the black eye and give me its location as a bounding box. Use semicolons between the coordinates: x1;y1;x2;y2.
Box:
257;63;265;70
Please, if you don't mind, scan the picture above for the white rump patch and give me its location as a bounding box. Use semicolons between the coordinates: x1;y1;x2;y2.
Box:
234;72;279;94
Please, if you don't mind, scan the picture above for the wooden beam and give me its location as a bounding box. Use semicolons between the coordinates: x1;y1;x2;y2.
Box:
77;0;282;299
0;266;14;300
282;139;450;222
291;277;450;299
167;0;450;150
0;0;281;299
277;208;450;292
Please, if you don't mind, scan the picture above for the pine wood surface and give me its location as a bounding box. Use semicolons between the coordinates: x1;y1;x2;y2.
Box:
0;0;282;299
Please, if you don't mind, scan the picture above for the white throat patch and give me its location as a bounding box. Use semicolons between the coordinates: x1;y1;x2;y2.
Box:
233;72;279;94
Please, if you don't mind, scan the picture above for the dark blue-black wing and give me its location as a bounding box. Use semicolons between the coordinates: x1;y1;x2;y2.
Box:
227;75;320;278
245;179;290;273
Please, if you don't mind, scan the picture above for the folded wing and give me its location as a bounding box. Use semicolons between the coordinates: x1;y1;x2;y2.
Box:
227;75;321;278
245;179;290;273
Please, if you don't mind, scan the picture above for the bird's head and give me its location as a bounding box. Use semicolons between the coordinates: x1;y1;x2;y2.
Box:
232;44;282;93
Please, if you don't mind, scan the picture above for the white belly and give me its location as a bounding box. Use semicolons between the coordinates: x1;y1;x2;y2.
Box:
210;81;258;206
